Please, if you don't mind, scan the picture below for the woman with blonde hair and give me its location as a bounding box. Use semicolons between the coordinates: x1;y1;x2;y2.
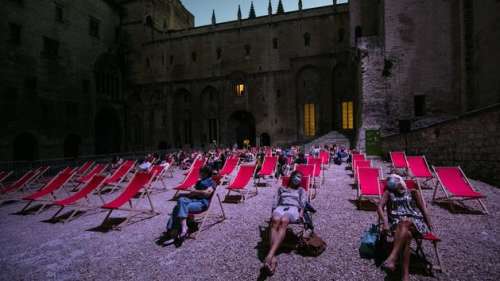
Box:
377;174;434;281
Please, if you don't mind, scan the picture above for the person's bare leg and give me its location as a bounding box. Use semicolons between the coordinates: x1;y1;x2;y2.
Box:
180;219;188;236
265;216;282;267
402;237;412;281
267;217;289;260
384;221;412;271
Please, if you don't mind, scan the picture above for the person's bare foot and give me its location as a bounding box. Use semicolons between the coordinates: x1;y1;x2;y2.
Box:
271;257;278;273
263;256;274;275
381;260;397;272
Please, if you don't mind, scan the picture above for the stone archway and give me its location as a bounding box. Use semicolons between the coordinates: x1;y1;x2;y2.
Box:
227;111;256;148
13;132;38;161
95;107;122;154
64;134;81;158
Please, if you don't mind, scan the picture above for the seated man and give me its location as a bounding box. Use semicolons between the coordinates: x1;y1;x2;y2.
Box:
377;174;434;281
263;171;307;275
165;166;215;242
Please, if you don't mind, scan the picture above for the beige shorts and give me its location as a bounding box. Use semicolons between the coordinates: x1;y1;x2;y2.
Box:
272;206;300;223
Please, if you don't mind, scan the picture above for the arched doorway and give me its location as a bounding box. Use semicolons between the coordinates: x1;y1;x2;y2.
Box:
228;111;256;148
64;134;81;158
95;107;122;154
13;133;38;161
260;133;271;146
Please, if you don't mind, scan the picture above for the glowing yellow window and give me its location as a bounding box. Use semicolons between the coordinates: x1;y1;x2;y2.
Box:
304;103;316;137
235;83;245;96
342;101;354;129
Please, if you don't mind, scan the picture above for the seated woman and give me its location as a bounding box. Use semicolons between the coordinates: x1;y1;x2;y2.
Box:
165;166;215;242
377;174;434;281
263;171;307;275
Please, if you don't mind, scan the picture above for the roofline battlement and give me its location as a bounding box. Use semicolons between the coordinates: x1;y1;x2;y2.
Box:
145;3;348;45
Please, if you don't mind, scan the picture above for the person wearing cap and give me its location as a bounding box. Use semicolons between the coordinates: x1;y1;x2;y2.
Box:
377;174;434;281
263;171;307;275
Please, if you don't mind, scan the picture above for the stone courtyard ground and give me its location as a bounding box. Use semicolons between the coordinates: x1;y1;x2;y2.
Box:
0;161;499;281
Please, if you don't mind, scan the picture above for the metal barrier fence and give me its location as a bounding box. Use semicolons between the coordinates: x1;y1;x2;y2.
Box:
0;149;176;178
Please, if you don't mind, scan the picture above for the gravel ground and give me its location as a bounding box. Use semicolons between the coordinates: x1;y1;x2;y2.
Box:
0;161;499;281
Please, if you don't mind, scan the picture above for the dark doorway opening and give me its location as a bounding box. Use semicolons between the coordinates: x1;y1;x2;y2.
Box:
158;141;168;150
13;132;38;161
64;134;81;158
95;107;122;154
260;133;271;146
228;111;256;148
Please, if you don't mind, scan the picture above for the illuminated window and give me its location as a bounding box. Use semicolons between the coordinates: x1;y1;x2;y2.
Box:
234;83;245;96
304;103;316;136
342;101;354;129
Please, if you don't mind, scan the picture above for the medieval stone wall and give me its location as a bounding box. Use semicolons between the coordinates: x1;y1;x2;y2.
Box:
131;5;356;149
380;104;500;186
0;0;123;160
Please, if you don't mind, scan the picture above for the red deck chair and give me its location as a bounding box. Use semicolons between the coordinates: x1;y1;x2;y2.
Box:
225;165;256;202
432;166;488;214
187;180;226;239
407;156;434;188
256;156;278;184
219;157;239;180
281;175;311;192
173;158;204;198
356;167;382;208
100;170;159;229
353;159;371;182
320;151;330;168
49;174;109;222
73;163;108;188
20;167;76;213
379;200;443;272
103;160;136;191
0;166;49;195
149;165;168;190
390;151;408;170
294;164;315;178
307;157;323;186
350;153;366;169
0;171;13;185
75;161;94;176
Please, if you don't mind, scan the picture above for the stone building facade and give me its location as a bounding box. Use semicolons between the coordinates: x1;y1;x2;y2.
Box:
132;3;356;150
1;0;498;161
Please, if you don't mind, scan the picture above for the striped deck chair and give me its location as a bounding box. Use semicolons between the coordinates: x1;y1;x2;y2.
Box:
432;166;488;214
225;165;256;202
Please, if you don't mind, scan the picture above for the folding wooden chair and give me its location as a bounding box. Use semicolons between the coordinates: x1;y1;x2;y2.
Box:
256;156;278;185
432;166;488;214
20;167;77;213
48;174;109;223
100;170;160;230
187;185;226;239
407;156;434;189
390;151;408;172
225;165;256;202
356;167;382;208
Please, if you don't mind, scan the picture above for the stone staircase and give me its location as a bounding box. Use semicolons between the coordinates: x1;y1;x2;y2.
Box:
304;131;350;152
